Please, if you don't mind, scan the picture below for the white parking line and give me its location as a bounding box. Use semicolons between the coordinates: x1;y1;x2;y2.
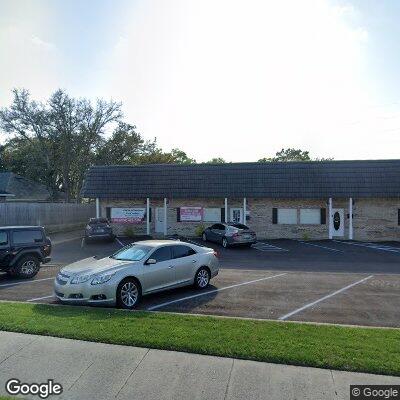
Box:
333;240;400;253
253;243;288;252
296;241;344;252
278;275;374;321
147;273;287;311
116;238;125;248
0;277;54;288
27;294;55;302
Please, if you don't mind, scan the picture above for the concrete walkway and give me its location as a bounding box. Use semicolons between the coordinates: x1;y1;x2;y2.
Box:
0;331;399;400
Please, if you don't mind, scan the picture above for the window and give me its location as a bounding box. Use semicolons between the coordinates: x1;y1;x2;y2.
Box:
229;223;249;230
211;224;225;230
12;230;43;245
172;245;196;259
111;245;151;261
300;209;320;224
0;231;8;246
203;208;221;222
151;246;173;262
277;209;297;224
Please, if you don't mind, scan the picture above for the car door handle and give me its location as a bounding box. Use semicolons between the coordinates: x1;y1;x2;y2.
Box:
168;265;174;269
192;260;197;263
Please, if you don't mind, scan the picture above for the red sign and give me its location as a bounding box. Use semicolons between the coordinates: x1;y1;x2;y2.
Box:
180;207;203;222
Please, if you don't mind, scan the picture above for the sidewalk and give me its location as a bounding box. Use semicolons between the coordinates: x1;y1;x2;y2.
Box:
0;331;399;400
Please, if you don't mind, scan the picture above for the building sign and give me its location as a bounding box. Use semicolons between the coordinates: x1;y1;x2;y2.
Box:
180;207;203;222
111;208;146;224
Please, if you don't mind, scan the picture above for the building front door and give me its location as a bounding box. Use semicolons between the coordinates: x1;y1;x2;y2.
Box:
331;208;344;237
230;208;243;224
155;207;164;233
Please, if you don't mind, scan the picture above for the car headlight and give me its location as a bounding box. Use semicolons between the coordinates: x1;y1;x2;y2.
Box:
70;274;92;284
91;272;116;285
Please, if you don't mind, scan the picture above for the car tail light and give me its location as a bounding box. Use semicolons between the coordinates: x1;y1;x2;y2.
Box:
213;251;219;258
43;244;51;255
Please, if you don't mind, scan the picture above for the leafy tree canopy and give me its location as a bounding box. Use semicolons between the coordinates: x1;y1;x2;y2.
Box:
258;148;332;162
0;89;196;201
205;157;226;164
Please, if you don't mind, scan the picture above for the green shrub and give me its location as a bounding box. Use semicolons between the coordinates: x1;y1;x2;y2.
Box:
302;232;310;241
195;223;206;237
123;226;136;238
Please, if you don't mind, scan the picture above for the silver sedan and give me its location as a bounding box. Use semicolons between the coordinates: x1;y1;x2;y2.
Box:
54;240;219;309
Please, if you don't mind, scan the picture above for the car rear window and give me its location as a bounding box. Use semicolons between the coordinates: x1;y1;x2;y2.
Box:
89;218;109;225
230;223;249;230
172;245;196;259
12;230;43;245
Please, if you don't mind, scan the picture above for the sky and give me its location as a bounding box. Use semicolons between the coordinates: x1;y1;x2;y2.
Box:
0;0;399;162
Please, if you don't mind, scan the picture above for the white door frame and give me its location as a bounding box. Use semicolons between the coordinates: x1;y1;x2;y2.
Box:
331;208;345;237
155;207;164;233
230;208;243;223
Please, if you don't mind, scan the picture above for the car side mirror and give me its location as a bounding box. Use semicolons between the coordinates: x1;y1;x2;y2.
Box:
146;258;157;265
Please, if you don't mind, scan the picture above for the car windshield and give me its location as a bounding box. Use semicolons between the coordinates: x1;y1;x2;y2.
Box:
229;223;249;230
110;245;151;261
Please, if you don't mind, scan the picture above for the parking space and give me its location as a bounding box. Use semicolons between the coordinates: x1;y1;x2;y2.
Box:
0;237;399;328
184;238;400;274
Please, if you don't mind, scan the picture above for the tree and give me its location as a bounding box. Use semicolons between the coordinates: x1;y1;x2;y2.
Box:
0;89;122;201
0;88;197;201
258;148;311;162
137;147;196;164
96;122;157;165
0;89;59;197
205;157;226;163
0;137;52;188
258;148;332;162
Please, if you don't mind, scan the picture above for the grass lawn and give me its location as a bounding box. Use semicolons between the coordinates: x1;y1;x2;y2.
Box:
0;397;21;400
0;302;399;376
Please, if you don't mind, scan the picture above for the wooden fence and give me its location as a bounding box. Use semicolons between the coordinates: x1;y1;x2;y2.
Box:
0;202;95;228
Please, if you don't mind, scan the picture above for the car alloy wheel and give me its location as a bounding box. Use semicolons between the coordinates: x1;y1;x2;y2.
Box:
120;281;139;308
14;256;40;278
222;237;228;248
195;268;210;289
202;232;207;242
21;260;38;275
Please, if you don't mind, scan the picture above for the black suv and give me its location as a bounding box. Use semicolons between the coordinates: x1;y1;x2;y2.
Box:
0;226;52;279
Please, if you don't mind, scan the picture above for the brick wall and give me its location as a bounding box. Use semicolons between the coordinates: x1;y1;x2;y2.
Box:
353;198;400;241
100;197;400;241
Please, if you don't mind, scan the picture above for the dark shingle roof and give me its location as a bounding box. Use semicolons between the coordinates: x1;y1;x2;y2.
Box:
81;160;400;199
0;172;12;192
0;172;50;200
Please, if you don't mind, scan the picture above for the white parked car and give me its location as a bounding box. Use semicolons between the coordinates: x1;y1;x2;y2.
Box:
54;240;219;309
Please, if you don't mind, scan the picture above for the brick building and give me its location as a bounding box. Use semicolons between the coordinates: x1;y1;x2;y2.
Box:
81;160;400;241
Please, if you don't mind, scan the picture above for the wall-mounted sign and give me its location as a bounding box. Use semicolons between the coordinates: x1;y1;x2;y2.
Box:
111;208;146;224
180;207;203;222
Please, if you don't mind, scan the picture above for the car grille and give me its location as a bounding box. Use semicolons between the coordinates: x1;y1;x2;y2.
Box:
56;272;70;286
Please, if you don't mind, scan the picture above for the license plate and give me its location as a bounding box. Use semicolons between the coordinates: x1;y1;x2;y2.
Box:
243;234;251;239
97;229;104;233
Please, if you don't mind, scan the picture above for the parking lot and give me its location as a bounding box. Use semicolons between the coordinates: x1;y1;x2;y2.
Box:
0;235;399;328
